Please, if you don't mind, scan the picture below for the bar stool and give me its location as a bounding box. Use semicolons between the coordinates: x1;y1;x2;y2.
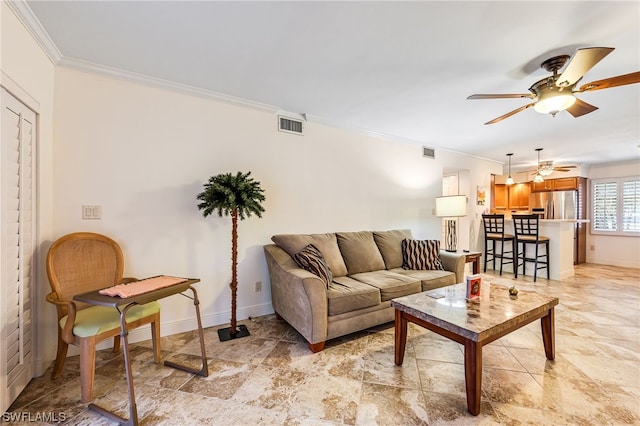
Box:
481;214;514;275
512;214;550;282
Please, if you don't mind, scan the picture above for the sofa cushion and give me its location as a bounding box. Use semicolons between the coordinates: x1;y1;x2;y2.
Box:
294;244;333;288
336;231;386;274
373;229;413;269
349;270;421;302
328;276;381;316
402;239;444;271
272;233;348;277
390;268;457;291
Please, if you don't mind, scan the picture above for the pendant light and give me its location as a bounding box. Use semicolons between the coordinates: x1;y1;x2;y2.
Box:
533;148;545;183
505;153;514;185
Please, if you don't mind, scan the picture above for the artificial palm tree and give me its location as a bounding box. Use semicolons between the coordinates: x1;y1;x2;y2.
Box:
197;171;265;340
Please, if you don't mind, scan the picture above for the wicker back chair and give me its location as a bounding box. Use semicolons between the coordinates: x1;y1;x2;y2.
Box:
46;232;161;402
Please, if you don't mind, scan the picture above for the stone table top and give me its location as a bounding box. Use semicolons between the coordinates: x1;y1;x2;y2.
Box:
391;282;559;343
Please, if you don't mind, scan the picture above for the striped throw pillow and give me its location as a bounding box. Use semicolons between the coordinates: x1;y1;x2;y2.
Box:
401;239;444;271
294;244;333;288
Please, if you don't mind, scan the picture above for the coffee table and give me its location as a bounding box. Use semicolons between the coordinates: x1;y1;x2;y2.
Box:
391;282;558;416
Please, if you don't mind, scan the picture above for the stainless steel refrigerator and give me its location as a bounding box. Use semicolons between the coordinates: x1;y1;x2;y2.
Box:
529;190;577;219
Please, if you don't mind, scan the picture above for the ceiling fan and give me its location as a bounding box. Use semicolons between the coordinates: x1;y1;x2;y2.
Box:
528;148;576;181
467;47;640;125
531;161;576;176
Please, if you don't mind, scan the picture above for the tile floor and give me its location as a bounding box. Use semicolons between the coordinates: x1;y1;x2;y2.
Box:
5;263;640;425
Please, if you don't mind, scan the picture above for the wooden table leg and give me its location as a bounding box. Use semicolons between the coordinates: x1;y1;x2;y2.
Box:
471;256;480;274
540;307;555;360
464;339;482;416
394;310;408;366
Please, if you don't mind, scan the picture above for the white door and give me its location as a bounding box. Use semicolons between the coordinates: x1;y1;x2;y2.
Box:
1;88;36;413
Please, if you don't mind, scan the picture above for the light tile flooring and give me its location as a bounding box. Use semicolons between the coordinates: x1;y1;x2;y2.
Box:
6;264;640;425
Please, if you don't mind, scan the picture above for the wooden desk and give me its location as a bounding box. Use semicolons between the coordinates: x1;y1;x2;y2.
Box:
74;278;208;426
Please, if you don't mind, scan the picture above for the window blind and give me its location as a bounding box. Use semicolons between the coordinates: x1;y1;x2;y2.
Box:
592;177;640;236
622;179;640;232
592;181;617;231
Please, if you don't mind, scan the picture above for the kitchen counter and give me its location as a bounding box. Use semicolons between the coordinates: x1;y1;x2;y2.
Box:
537;219;590;224
490;218;588;280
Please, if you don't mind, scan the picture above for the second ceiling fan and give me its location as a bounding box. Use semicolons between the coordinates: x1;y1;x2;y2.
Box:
468;47;640;124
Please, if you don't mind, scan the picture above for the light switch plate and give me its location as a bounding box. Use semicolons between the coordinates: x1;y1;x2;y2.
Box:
82;205;102;220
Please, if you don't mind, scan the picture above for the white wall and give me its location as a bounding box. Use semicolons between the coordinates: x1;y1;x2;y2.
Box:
1;1;56;376
48;66;502;361
2;1;501;369
586;160;640;268
439;152;502;253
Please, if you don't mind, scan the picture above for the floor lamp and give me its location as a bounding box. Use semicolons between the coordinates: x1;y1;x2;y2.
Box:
435;195;467;252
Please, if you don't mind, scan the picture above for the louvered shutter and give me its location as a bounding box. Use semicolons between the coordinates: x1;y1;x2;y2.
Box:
592;181;618;232
1;88;36;412
622;179;640;232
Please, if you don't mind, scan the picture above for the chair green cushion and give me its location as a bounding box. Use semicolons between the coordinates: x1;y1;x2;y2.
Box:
59;301;160;338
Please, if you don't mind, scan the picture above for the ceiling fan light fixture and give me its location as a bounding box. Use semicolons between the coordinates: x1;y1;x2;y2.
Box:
538;167;554;176
534;89;576;116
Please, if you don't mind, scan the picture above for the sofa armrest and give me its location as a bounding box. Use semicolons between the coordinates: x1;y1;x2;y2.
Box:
264;244;328;345
439;250;466;283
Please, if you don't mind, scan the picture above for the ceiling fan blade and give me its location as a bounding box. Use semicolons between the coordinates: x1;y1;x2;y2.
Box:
484;103;535;125
554;165;577;170
576;71;640;92
556;47;614;87
566;98;598;118
467;93;534;100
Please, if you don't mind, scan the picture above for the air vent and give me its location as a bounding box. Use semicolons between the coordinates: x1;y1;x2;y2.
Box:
278;116;304;135
423;146;435;159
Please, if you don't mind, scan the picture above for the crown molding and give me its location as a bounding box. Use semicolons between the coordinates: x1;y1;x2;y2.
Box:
59;56;280;114
5;0;62;64
4;0;505;165
307;113;502;163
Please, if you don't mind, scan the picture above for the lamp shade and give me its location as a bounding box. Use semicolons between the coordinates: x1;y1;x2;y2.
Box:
435;195;467;218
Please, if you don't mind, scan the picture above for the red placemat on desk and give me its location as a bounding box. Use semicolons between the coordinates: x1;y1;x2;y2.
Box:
99;276;188;298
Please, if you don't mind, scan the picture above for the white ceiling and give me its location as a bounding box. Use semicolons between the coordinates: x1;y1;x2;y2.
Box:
23;1;640;171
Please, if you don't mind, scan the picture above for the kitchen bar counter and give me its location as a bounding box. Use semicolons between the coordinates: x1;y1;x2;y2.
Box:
490;218;589;280
538;219;590;224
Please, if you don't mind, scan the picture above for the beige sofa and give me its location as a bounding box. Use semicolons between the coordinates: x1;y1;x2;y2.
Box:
263;229;465;352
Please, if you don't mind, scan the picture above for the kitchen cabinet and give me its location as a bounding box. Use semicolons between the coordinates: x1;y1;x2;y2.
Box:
531;179;555;192
508;182;531;209
531;177;579;192
494;184;507;209
554;177;579;190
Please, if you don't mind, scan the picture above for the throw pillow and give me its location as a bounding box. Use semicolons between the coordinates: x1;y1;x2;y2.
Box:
401;239;444;271
294;244;333;288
